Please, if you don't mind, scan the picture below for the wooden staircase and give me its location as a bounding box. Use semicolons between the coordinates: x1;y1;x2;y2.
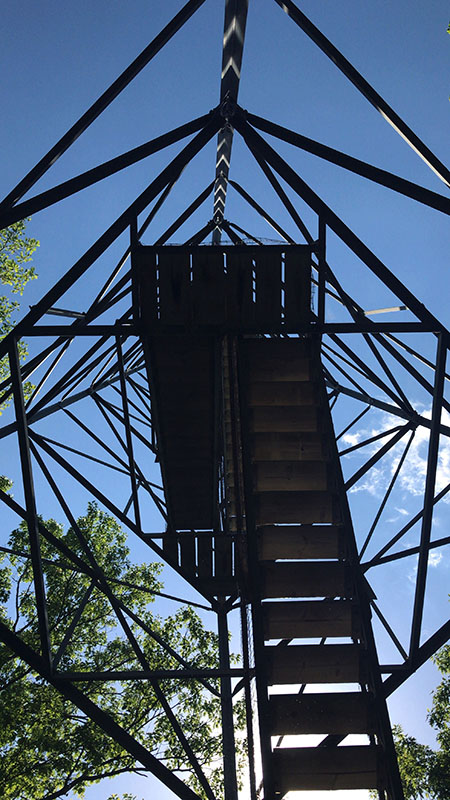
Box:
138;240;402;797
233;336;387;797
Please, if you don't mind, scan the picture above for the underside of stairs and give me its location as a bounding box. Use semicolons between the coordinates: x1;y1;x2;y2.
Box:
226;336;400;799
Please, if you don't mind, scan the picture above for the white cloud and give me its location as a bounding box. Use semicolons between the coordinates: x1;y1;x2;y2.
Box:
341;432;362;447
344;408;450;503
428;551;443;567
349;466;385;496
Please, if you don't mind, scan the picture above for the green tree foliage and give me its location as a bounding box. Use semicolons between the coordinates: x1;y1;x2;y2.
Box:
0;219;38;338
0;219;39;406
372;645;450;799
0;503;244;800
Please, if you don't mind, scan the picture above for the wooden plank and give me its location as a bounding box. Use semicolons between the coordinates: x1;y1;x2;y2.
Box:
157;249;191;325
263;599;356;639
191;248;226;325
253;461;327;492
250;406;318;433
251;432;327;462
255;491;338;524
270;692;375;735
247;356;310;383
254;250;282;326
258;525;342;560
197;534;213;578
284;246;312;325
226;251;254;327
135;247;158;324
247;381;315;406
266;643;364;684
197;535;213;577
148;334;216;531
180;534;196;575
214;534;233;577
273;746;380;792
262;562;351;599
162;532;179;566
243;337;310;360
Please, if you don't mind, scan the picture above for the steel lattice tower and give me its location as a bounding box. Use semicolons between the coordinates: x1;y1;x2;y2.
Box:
1;2;449;799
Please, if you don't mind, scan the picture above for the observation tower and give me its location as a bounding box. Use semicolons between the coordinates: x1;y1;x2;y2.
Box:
1;3;449;799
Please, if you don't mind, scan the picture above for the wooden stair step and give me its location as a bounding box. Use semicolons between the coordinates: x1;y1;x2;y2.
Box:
249;406;318;433
270;692;375;735
262;562;351;599
253;461;328;492
263;600;359;639
273;745;381;792
266;643;365;684
251;432;329;462
247;381;316;407
244;337;310;360
258;525;343;560
255;492;340;525
247;357;310;383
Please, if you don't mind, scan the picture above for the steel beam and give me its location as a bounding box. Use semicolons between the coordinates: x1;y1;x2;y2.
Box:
344;422;413;491
272;0;450;188
9;340;52;669
383;620;450;697
247;112;450;214
212;0;249;240
0;115;211;229
155;180;215;244
218;605;239;800
0;111;222;361
363;480;450;570
0;0;208;210
410;334;447;658
228;178;295;242
0;620;204;800
233;110;450;336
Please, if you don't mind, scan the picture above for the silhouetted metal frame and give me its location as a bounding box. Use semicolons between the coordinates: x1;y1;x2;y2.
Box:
0;620;206;800
0;0;209;210
1;3;450;798
272;0;450;188
231;107;450;699
235;337;275;800
212;0;249;239
315;348;405;800
246;112;450;216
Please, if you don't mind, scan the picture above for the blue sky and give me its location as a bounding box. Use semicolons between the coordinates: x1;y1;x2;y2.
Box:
1;1;449;798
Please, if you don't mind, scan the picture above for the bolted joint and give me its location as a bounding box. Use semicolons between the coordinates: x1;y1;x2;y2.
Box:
220;95;237;123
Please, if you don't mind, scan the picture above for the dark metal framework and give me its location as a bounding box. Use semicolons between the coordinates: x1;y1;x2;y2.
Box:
1;1;449;799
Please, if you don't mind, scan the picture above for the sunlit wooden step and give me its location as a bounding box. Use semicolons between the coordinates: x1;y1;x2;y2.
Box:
266;643;365;684
273;746;381;793
262;562;351;599
263;599;359;639
244;339;311;382
247;381;316;406
253;461;328;492
247;358;310;382
258;525;343;560
255;491;340;524
270;692;375;735
251;432;329;462
249;406;318;433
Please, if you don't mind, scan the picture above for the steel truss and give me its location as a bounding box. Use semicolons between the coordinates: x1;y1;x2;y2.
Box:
1;1;449;799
